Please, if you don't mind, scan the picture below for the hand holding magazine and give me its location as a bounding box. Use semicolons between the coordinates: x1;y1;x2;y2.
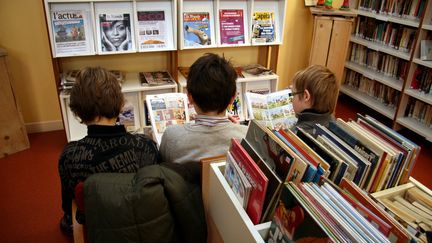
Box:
245;89;297;130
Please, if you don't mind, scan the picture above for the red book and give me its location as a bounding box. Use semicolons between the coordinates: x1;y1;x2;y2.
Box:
230;138;268;224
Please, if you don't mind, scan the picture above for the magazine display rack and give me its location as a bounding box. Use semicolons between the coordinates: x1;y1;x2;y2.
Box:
178;0;287;49
341;0;432;141
60;73;177;141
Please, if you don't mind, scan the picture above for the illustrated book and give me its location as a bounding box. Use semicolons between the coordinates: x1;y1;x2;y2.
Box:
137;10;169;50
223;150;252;208
145;93;189;145
245;89;297;130
251;11;275;44
139;71;175;86
219;9;245;45
183;12;212;47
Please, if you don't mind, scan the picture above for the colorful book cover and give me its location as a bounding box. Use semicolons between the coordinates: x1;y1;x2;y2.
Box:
229;138;268;224
224;151;252;208
219;9;245;45
251;11;275;44
183;12;211;47
137;10;168;50
99;13;133;52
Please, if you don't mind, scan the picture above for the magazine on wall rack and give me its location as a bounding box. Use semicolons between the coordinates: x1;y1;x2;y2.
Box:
183;12;212;47
245;89;297;130
137;10;168;50
98;13;133;52
251;11;275;44
51;10;93;56
146;93;189;145
219;9;245;45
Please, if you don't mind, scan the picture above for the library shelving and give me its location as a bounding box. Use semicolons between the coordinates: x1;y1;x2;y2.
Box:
341;0;432;141
43;0;287;142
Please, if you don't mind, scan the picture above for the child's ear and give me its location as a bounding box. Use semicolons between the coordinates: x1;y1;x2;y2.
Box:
303;89;311;102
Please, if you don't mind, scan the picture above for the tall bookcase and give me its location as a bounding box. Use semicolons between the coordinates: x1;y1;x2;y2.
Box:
42;0;287;142
341;0;432;141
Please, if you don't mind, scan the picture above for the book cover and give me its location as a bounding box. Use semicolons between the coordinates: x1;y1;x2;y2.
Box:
219;9;245;45
251;11;275;44
98;13;133;52
229;138;268;224
267;183;331;242
137;10;168;50
224;151;252;208
139;71;174;86
245;89;297;130
145;93;189;145
51;10;92;56
183;12;211;47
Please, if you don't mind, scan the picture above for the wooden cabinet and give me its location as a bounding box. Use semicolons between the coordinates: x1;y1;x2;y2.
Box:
309;8;356;84
0;49;30;158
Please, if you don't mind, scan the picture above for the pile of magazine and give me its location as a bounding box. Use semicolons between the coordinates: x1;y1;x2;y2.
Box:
60;70;124;91
139;71;175;86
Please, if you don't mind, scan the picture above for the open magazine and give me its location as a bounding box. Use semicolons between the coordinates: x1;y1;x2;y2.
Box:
146;93;189;145
245;89;297;130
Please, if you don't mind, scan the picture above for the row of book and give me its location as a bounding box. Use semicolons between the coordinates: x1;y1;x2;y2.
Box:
359;0;427;20
350;43;409;80
220;114;422;241
411;66;432;94
405;97;432;127
345;69;401;107
355;16;417;53
60;70;124;91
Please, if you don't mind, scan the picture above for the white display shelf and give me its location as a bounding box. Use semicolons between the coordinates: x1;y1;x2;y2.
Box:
350;36;411;61
345;61;404;91
340;85;396;119
404;88;432;106
412;58;432;69
208;162;270;243
396;117;432;142
355;9;420;28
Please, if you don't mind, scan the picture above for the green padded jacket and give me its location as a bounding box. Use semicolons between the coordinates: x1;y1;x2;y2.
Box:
84;163;207;243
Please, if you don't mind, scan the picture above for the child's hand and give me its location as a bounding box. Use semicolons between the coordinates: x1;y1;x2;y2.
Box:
228;115;240;124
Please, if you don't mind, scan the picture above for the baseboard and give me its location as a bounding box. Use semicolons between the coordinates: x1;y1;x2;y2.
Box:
25;120;64;134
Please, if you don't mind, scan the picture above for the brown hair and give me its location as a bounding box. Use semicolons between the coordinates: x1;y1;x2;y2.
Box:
69;67;123;124
292;65;339;113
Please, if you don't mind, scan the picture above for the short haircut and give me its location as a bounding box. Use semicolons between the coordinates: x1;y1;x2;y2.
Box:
292;65;339;113
187;53;237;113
69;67;123;124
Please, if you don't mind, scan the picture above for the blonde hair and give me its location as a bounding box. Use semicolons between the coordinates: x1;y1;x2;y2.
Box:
292;65;339;113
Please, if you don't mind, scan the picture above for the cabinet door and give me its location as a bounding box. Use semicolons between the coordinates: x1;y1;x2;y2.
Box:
0;54;29;157
327;18;352;84
309;16;333;67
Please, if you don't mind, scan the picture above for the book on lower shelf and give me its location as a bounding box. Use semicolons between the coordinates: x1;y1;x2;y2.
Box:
145;92;189;145
245;89;297;130
139;71;175;86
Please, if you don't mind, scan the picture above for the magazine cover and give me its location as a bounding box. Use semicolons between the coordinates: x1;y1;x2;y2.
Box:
251;11;275;44
246;89;297;130
146;93;189;145
137;11;168;50
139;71;174;86
183;12;211;47
99;13;133;52
219;9;245;45
51;10;91;56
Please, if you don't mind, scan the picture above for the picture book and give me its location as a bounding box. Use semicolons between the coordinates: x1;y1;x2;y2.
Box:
420;40;432;61
224;151;252;208
139;71;175;86
219;9;245;45
145;93;189;145
137;10;168;50
183;12;211;47
51;9;93;56
267;182;331;242
245;89;297;130
229;138;268;224
251;11;275;44
98;13;134;53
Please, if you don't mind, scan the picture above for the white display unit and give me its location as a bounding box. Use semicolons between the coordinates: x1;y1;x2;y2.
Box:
208;162;271;243
178;0;287;49
341;0;432;140
60;73;177;142
177;69;279;120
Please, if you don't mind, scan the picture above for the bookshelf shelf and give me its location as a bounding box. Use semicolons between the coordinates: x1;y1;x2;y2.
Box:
345;61;403;91
342;0;432;140
340;85;396;119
